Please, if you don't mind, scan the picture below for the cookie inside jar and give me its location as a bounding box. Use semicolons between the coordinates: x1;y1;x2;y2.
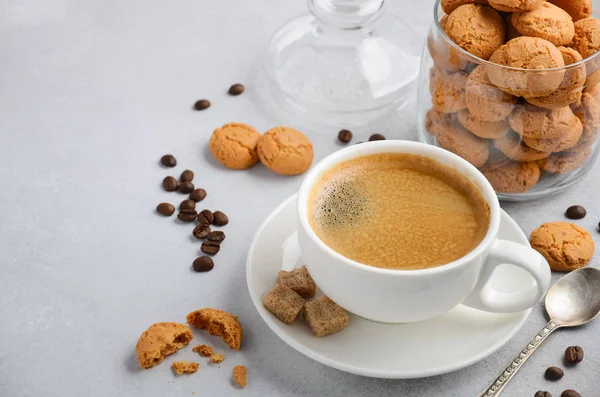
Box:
419;0;600;200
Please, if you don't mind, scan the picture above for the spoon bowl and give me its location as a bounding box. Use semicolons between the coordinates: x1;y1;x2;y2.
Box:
545;267;600;327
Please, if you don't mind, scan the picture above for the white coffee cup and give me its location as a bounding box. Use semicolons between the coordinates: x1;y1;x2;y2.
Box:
297;140;551;323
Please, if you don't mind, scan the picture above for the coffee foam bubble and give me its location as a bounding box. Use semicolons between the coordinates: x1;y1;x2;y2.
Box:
311;167;371;232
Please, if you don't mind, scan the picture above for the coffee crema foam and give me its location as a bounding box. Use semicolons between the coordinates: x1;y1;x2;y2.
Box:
308;153;490;270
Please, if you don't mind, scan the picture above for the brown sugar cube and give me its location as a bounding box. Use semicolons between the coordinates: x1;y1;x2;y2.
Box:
263;283;304;324
192;344;214;357
303;296;349;337
277;265;317;299
233;365;247;388
210;353;224;363
172;361;199;375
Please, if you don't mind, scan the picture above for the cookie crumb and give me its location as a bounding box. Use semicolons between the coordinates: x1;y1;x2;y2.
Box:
172;361;199;375
210;354;224;363
233;365;247;388
186;308;243;351
192;344;214;357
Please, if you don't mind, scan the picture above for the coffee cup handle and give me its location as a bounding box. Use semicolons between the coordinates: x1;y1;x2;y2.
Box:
462;240;551;313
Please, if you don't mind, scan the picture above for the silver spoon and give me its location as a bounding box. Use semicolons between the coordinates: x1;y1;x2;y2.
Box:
478;267;600;397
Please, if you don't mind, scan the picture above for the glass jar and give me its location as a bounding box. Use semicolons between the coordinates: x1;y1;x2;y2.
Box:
417;0;600;201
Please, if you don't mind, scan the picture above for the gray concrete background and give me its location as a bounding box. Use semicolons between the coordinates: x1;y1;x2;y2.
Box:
0;0;598;396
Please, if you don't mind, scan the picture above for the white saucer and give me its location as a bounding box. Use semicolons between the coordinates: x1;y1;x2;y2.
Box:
246;194;534;379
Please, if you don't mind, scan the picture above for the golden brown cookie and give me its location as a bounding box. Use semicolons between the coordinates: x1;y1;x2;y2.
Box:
445;4;505;60
209;123;261;170
479;160;541;193
530;222;594;271
571;17;600;58
172;361;199;375
509;105;581;139
441;0;489;14
538;146;592;173
494;130;550;161
457;109;510;138
487;37;566;97
522;115;582;151
425;108;452;135
549;0;592;21
257;126;314;176
488;0;545;12
525;46;585;109
571;91;600;148
186;308;243;351
432;71;469;113
466;65;517;121
136;322;194;369
512;3;575;46
433;120;490;167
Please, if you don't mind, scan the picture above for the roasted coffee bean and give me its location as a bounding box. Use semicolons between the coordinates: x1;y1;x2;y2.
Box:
545;366;564;381
189;188;207;202
201;241;220;255
162;176;179;192
561;391;581;397
160;154;177;167
198;209;214;225
178;181;194;194
212;211;229;226
564;346;584;364
194;99;211;111
338;129;352;143
180;199;196;211
228;83;245;96
178;210;198;222
535;391;552;397
180;169;194;182
193;256;214;272
207;231;226;242
156;203;175;216
193;224;211;239
369;133;386;141
565;205;586;219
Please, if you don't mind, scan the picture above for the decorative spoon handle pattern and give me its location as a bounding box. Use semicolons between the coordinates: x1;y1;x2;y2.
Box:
478;320;560;397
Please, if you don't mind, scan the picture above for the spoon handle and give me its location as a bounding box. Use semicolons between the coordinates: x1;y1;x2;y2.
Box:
477;320;561;397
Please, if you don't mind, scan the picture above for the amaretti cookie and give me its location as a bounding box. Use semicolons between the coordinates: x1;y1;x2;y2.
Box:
466;65;517;121
530;222;594;271
457;109;510;138
494;130;550;161
538;147;592;173
511;3;575;46
525;46;585;109
432;71;469;113
487;37;565;97
136;322;194;369
209;123;261;170
571;91;600;148
433;120;490;167
257;126;314;176
479;159;541;192
571;17;600;58
445;4;505;60
522;117;582;152
509;105;581;139
549;0;592;21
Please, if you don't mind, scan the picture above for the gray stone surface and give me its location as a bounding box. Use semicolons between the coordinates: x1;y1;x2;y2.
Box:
0;0;598;396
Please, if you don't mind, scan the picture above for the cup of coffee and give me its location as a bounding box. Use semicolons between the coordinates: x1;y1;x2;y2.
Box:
297;141;551;323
